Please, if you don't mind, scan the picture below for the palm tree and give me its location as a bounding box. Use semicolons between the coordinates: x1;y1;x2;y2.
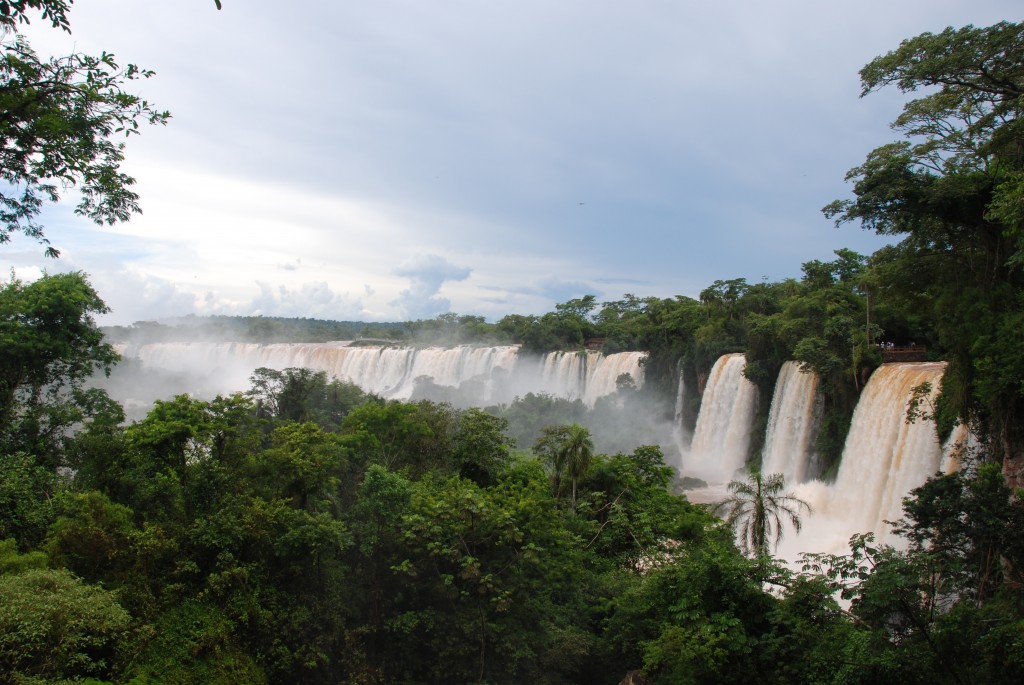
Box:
534;423;594;509
561;423;594;510
714;470;811;556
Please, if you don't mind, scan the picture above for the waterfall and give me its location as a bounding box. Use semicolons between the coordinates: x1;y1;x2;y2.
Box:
583;350;646;405
684;353;758;483
829;362;946;537
671;367;689;468
536;351;587;400
776;362;948;560
115;342;644;408
940;423;977;475
761;362;822;484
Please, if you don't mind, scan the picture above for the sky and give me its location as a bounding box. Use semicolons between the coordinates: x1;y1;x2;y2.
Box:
4;0;1021;325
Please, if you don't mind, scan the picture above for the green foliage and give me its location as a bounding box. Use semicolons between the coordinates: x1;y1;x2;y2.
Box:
493;392;587;450
0;567;133;683
987;170;1024;268
0;272;118;468
0;536;46;573
579;446;713;571
448;407;514;485
533;422;594;508
803;464;1024;685
340;399;439;473
0;2;73;33
0;32;168;255
45;490;137;585
602;539;783;685
129;600;266;685
257;422;344;511
0;0;222;253
247;366;369;430
405;311;509;346
117;394;257;521
4;23;1024;681
396;471;587;683
714;470;811;557
826;20;1024;473
0;450;59;548
892;463;1024;599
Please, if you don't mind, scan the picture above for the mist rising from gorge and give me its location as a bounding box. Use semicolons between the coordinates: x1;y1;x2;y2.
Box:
96;322;683;461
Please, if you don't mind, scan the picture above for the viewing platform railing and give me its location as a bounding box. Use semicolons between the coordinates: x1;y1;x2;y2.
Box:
879;345;928;362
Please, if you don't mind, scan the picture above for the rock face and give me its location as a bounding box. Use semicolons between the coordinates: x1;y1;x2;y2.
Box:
618;670;651;685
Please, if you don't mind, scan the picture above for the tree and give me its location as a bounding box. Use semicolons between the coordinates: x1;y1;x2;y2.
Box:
567;427;589;501
0;271;118;468
258;421;344;511
0;2;73;33
1;25;168;255
495;392;587;450
395;470;588;684
1;0;222;255
824;21;1024;484
579;445;710;572
448;407;514;485
802;465;1024;685
44;490;138;586
534;422;594;509
120;393;260;522
0;450;58;548
891;461;1024;601
600;534;807;685
714;470;810;557
340;400;438;473
248;366;368;429
0;565;134;683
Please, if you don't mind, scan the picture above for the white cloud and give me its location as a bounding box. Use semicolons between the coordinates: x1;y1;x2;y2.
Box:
390;254;472;320
8;0;1020;325
245;281;366;319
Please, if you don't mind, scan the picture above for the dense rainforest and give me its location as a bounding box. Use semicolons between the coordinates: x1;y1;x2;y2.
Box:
3;5;1024;685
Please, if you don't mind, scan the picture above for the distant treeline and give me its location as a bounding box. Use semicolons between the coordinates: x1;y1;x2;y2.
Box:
103;315;411;344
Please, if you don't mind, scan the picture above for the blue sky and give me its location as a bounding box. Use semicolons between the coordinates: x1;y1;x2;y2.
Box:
5;1;1021;325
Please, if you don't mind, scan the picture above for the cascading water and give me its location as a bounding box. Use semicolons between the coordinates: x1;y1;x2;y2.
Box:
671;369;689;469
940;423;977;475
829;362;946;536
684;353;758;483
583;350;645;405
760;361;822;484
115;342;645;408
536;351;587;400
777;362;948;560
